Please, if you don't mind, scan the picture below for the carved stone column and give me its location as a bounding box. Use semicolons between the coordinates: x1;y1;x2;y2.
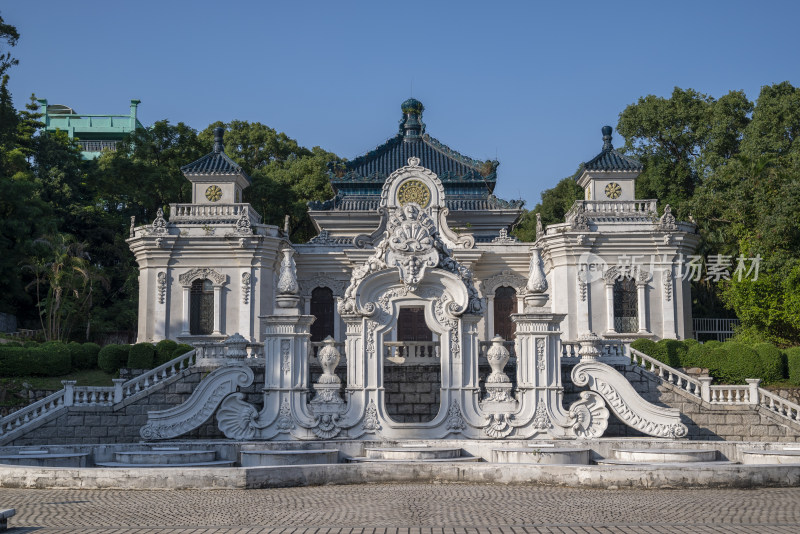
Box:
636;270;651;334
604;281;616;334
181;285;191;336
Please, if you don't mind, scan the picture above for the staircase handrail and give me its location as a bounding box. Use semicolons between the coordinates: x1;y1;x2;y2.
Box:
628;347;704;399
0;389;66;437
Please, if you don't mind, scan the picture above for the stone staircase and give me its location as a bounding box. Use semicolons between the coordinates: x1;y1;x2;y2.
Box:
740;448;800;464
95;446;234;468
596;447;732;466
0;448;89;467
349;446;480;463
492;445;591;465
240;449;339;466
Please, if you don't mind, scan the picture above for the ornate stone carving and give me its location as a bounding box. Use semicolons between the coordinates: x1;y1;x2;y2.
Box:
140;365;254;440
663;270;673;302
385;204;439;292
526;247;548;293
636;268;652;287
150;208;168;236
658;204;677;231
216;393;258;440
571;361;688;438
241;272;251;304
276;398;295;432
311;412;341;439
492;228;518;244
361;400;381;432
316;337;341;384
309;229;334;245
234;206;252;236
178;267;226;287
277;248;299;295
577;332;602;361
446;400;465;432
280;339;291;373
157;272;167;304
484;413;513;438
535;213;543;240
224;333;248;360
298;274;346;297
480;270;527;297
531;404;552;430
486;336;511;384
129;216;136;237
365;320;377;358
568;391;609;439
536;338;546;371
577;267;588;302
569;204;590;231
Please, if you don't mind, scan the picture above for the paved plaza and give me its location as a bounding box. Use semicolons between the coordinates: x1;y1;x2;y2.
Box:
2;483;800;533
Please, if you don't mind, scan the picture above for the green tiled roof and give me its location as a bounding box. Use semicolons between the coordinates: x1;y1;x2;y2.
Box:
180;127;251;180
583;126;642;172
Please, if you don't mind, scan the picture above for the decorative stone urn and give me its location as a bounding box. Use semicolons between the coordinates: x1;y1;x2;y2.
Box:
276;247;301;309
577;332;602;361
317;336;341;384
224;333;248;360
486;335;511;383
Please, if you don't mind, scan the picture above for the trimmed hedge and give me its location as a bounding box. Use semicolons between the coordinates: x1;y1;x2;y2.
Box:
753;342;785;385
155;339;178;366
0;343;70;376
127;342;155;369
630;339;657;356
786;347;800;386
172;343;194;359
67;341;101;370
98;344;130;374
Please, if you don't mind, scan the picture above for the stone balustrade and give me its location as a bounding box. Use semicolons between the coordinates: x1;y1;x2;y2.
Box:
384;341;440;365
168;203;262;225
561;339;625;360
0;390;66;436
759;388;800;422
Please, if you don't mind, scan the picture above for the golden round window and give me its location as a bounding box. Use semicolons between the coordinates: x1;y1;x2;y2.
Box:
205;185;223;202
604;182;622;199
396;180;431;208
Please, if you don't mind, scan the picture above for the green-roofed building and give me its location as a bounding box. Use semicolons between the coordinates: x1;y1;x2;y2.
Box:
37;98;145;160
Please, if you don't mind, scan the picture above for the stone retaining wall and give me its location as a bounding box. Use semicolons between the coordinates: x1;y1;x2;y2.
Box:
384;365;440;423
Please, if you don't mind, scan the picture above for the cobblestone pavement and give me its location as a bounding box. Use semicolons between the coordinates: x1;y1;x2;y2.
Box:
2;483;800;533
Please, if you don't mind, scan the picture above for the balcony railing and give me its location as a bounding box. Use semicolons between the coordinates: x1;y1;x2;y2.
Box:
384;341;440;365
79;140;119;152
693;318;739;342
168;203;262;225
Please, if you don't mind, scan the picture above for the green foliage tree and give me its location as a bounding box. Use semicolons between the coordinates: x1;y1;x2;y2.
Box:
513;174;583;241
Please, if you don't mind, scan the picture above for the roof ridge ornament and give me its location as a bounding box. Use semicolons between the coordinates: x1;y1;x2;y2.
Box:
407;156;421;167
602;125;613;151
213;127;224;154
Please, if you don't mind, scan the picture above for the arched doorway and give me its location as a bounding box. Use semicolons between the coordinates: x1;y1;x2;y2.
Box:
189;279;214;335
384;305;439;423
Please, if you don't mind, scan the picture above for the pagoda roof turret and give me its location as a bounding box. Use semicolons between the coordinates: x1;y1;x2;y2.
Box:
582;126;642;172
181;127;251;181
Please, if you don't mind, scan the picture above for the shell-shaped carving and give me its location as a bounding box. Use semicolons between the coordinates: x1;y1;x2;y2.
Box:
568;391;609;439
216;393;258;440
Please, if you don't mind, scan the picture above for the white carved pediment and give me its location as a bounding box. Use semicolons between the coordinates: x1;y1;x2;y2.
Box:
178;267;226;287
298;274;347;297
480;270;527;297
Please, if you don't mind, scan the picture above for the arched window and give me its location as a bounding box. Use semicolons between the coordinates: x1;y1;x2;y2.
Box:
310;287;335;342
614;276;638;333
190;279;214;335
493;286;517;340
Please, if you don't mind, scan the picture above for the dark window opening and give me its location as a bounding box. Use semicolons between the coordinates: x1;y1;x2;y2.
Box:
190;279;214;335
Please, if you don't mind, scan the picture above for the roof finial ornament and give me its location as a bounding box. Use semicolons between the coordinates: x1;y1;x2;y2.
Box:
213;127;224;154
400;98;425;141
602;125;613;151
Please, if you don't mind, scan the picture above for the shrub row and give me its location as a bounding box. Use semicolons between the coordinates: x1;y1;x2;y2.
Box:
0;340;194;378
631;338;791;385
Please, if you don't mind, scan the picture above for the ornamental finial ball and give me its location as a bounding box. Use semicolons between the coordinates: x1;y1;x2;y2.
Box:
602;125;613;150
401;98;424;114
213;127;224;153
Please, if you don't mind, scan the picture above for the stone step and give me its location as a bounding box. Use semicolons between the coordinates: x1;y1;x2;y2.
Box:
94;459;235;468
596;459;737;467
491;447;591;465
0;452;90;468
348;456;482;463
364;447;462;461
741;449;800;465
113;449;217;465
1;508;16;532
611;448;718;463
240;449;339;467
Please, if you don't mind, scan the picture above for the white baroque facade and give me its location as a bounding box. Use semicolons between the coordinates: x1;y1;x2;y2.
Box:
130;102;697;441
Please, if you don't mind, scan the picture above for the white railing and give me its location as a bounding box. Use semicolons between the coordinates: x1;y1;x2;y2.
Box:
168;203;262;225
384;341;440;365
195;342;263;361
0;390;66;436
0;349;199;441
629;347;800;426
560;339;626;360
118;349;197;398
759;389;800;422
565;199;658;222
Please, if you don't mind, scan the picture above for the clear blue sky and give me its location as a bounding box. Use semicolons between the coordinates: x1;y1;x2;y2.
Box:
4;1;799;208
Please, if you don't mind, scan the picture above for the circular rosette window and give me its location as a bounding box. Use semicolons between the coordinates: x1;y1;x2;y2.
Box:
397;179;431;208
205;185;223;202
604;182;622;199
